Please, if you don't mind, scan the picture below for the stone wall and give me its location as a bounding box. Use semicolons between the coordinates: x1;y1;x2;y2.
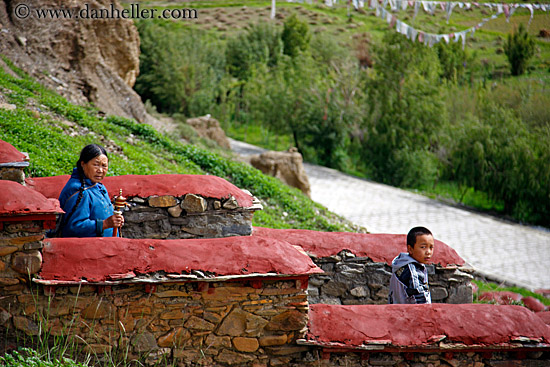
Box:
290;350;550;366
123;193;259;239
0;165;26;184
308;250;474;305
0;220;47;296
1;278;310;366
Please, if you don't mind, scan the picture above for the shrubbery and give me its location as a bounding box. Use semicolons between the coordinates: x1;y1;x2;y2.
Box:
504;23;535;76
133;15;549;227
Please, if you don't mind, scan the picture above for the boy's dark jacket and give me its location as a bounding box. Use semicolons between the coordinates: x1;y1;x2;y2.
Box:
388;252;431;304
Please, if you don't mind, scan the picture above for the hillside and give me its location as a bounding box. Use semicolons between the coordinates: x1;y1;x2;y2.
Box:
130;0;550;227
0;59;363;233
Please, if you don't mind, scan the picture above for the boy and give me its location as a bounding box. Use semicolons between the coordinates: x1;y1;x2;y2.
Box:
388;226;434;304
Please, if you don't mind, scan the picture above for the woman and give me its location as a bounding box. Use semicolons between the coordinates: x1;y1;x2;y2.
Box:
58;144;124;237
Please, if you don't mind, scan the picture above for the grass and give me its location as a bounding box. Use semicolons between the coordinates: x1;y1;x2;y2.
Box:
128;0;550;223
0;57;359;233
412;181;506;215
473;279;550;306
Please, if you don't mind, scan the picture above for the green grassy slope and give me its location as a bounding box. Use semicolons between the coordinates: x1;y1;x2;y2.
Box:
132;0;550;72
0;58;361;233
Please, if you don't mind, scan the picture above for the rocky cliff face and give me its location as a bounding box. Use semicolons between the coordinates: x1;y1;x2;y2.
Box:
0;0;158;126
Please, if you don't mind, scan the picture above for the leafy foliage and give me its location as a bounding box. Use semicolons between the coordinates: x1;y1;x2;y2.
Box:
447;100;550;225
434;41;467;82
0;64;353;232
504;23;535;76
134;21;225;115
0;348;86;367
226;22;283;80
362;32;445;187
281;14;311;58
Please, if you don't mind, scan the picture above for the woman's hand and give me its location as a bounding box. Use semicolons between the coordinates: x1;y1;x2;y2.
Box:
103;213;124;230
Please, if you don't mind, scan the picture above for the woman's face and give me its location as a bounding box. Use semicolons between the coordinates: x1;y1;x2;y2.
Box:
81;154;109;183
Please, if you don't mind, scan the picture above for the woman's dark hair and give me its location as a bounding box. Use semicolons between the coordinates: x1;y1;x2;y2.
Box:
407;226;433;248
76;144;108;177
70;144;108;219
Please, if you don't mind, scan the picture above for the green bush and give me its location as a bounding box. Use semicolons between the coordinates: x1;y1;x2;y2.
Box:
447;100;550;225
504;23;535;76
362;32;446;187
434;41;467;83
225;22;283;80
134;21;225;115
281;14;311;58
0;348;86;367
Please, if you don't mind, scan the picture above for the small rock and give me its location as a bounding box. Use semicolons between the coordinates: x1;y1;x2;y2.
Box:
167;205;183;217
148;195;178;208
13;316;39;335
479;291;522;305
222;195;239;210
181;194;207;213
350;286;369;298
233;337;259;352
0;103;17;111
131;331;158;352
16;36;27;47
11;250;42;275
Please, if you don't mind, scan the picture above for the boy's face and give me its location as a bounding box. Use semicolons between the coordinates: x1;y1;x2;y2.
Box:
407;234;435;264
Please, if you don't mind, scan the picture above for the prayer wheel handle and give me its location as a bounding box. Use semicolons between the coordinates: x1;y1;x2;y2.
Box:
112;189;127;237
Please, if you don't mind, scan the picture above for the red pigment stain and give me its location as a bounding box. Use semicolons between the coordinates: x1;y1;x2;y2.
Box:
307;304;550;347
0;140;27;164
0;180;62;215
40;236;322;282
253;227;464;267
26;174;253;207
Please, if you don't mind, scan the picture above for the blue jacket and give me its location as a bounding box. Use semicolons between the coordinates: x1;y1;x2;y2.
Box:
59;168;114;237
388;252;431;304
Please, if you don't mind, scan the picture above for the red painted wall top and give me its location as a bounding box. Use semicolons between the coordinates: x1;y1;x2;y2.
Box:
307;304;550;347
0;140;27;164
0;180;62;216
40;236;323;282
253;227;464;267
26;174;253;207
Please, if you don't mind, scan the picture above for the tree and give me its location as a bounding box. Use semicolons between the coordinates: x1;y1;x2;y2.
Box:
281;14;311;58
226;22;283;80
504;23;535;76
361;33;446;187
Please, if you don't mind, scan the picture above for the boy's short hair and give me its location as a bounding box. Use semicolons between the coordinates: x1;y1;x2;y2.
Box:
407;226;433;248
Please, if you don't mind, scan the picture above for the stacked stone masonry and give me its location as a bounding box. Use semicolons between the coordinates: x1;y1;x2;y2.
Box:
123;193;257;239
1;279;310;366
308;250;474;305
0;221;45;294
0;152;548;366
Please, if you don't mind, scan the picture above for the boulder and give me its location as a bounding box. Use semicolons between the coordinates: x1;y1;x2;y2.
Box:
250;148;311;197
0;0;160;127
186;115;231;149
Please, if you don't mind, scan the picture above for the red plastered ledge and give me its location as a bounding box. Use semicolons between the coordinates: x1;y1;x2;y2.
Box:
0;140;27;164
253;227;464;267
307;304;550;348
39;236;322;283
0;180;62;216
26;174;253;208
